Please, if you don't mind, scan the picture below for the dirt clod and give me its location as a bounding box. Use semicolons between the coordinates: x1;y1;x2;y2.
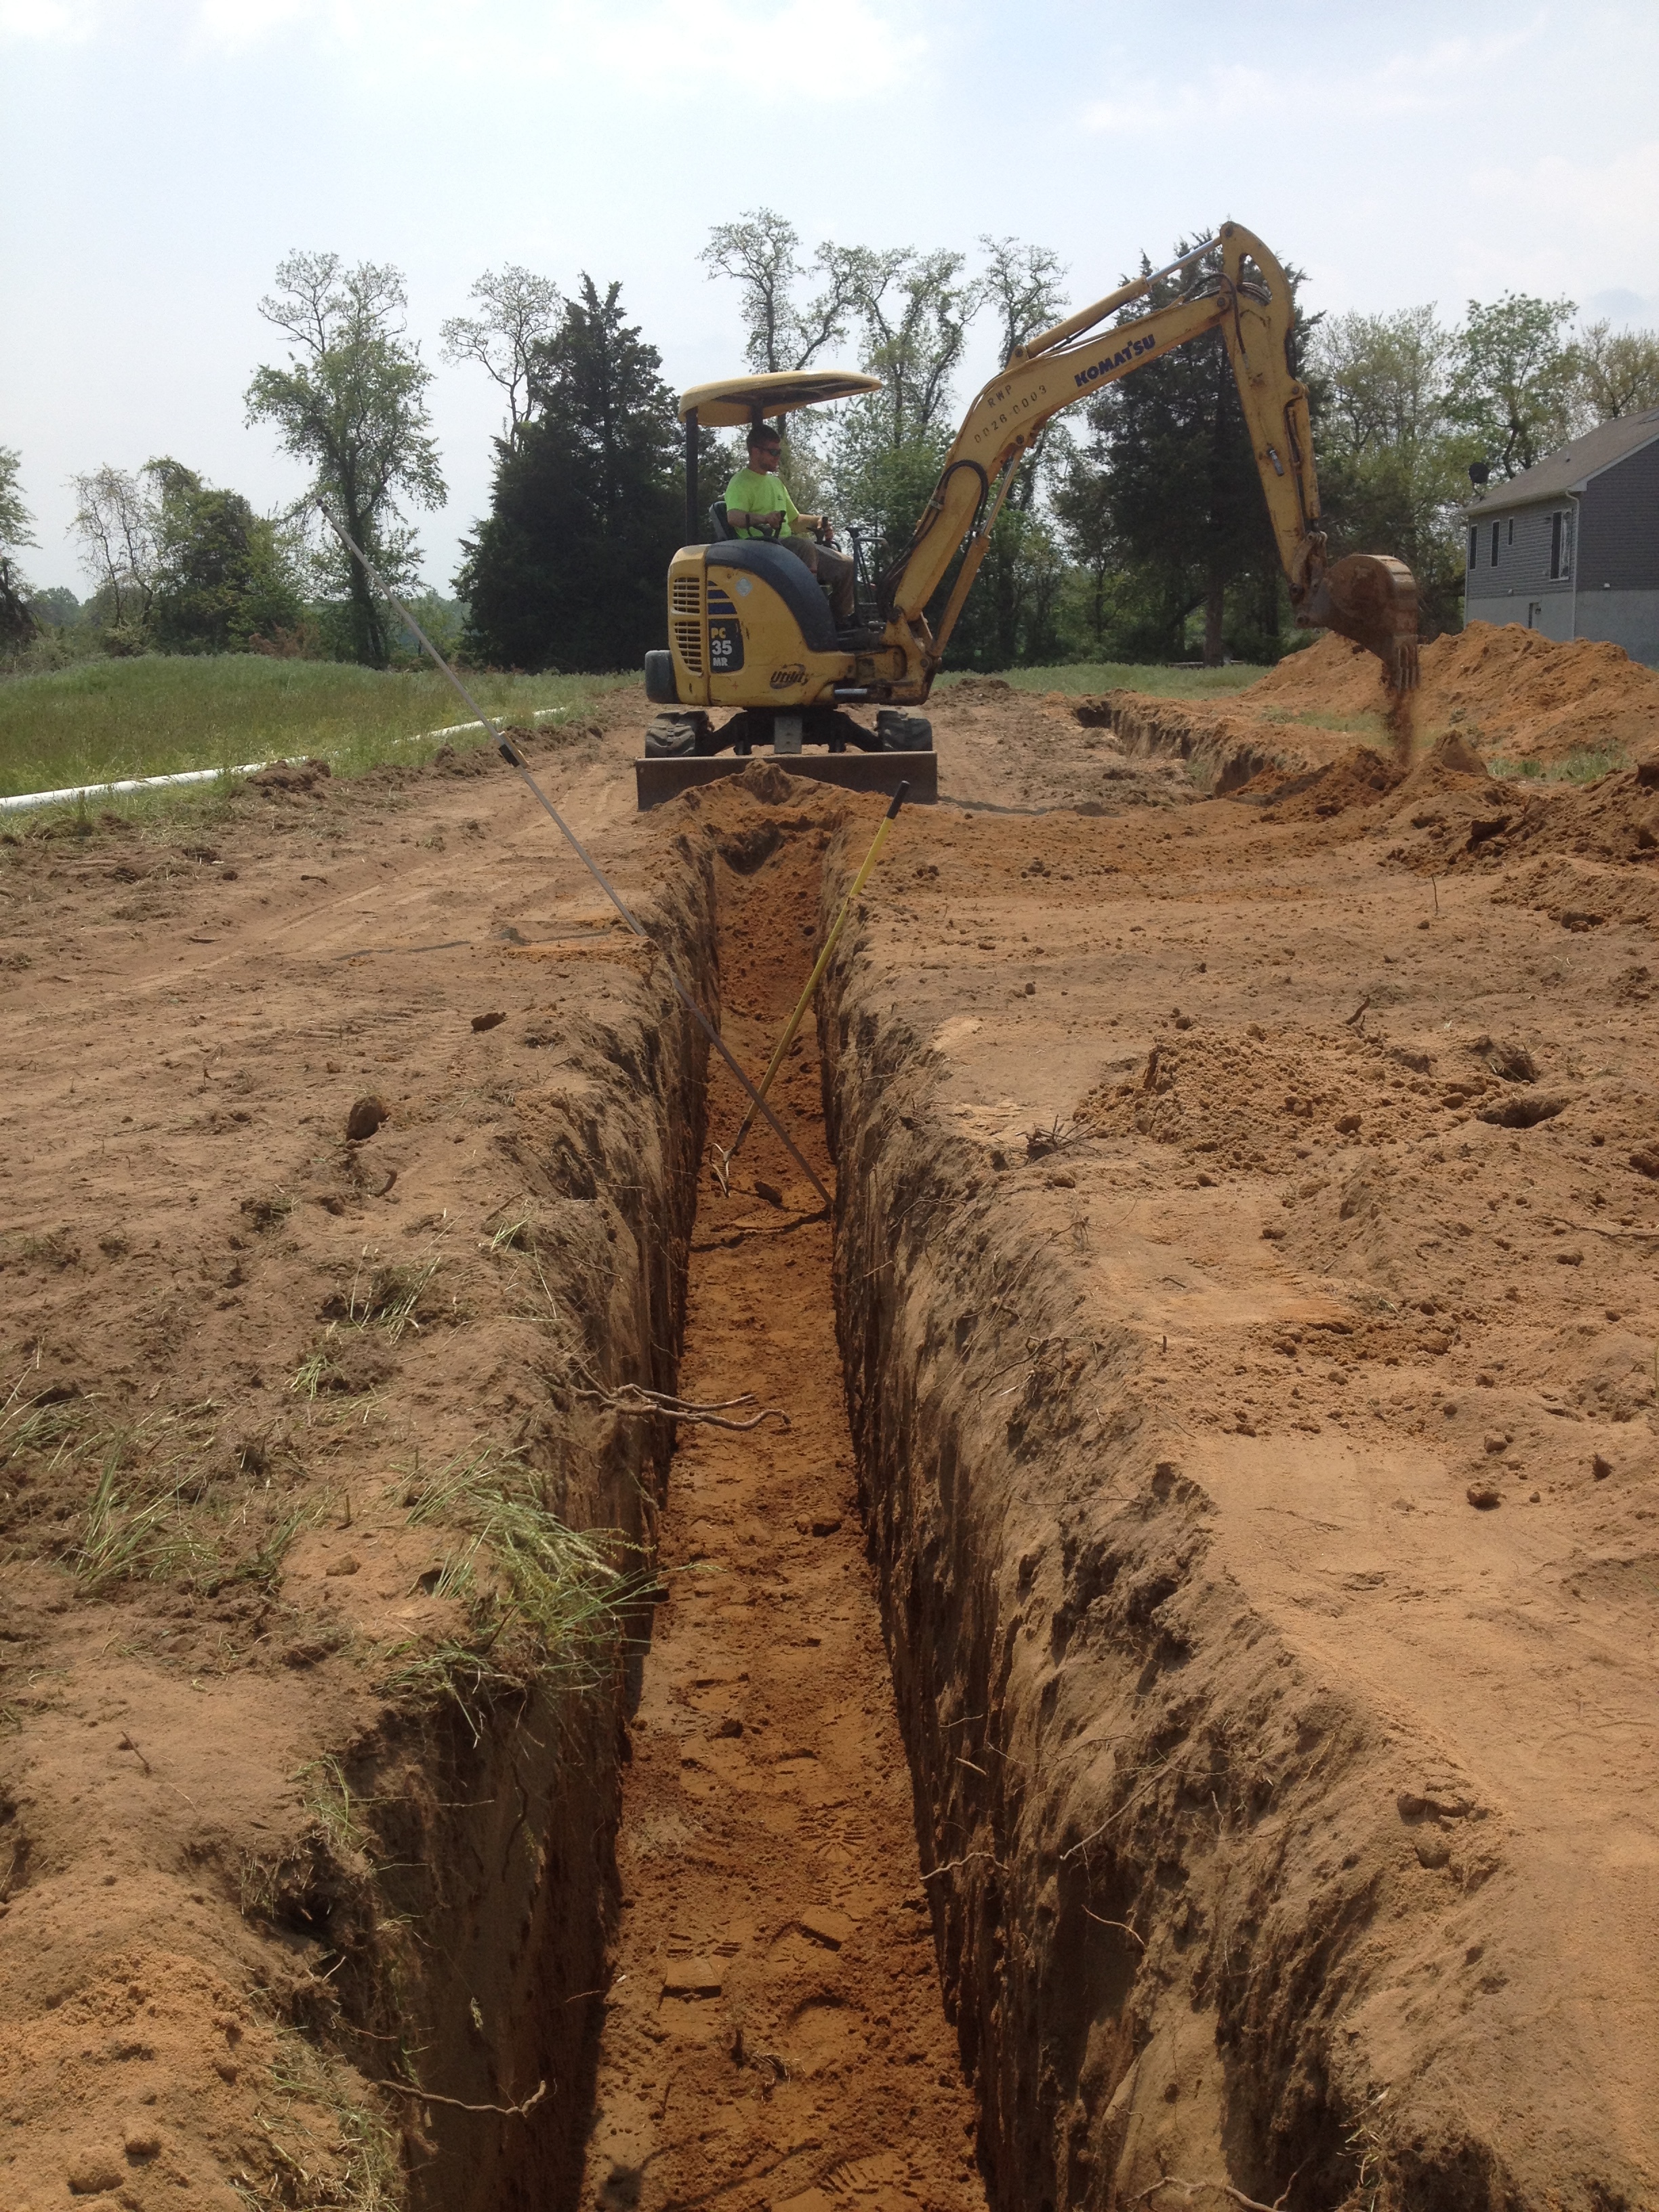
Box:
345;1092;387;1140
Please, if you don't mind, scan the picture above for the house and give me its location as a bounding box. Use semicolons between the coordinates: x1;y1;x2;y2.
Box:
1460;406;1659;665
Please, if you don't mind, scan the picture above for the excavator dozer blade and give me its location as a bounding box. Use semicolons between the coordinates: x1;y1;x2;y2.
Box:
634;750;938;812
1317;552;1421;693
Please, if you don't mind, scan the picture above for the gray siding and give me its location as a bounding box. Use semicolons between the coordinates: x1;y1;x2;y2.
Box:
1465;594;1577;642
1579;437;1659;590
1461;588;1659;667
1464;497;1574;602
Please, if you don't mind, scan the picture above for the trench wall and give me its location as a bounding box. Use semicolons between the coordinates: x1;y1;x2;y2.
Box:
276;853;719;2211
816;892;1430;2210
1079;691;1307;793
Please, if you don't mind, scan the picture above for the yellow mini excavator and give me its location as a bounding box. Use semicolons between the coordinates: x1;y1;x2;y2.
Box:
634;222;1419;808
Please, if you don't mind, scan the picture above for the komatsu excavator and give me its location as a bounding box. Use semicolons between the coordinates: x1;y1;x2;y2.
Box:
634;222;1419;808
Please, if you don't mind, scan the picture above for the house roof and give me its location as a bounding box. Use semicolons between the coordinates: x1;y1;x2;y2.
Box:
1462;407;1659;515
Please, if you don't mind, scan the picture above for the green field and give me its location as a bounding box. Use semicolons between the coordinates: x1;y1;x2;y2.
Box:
0;651;1275;824
934;661;1268;699
0;654;631;802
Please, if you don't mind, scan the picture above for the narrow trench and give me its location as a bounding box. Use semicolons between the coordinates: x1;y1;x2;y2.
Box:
576;830;989;2210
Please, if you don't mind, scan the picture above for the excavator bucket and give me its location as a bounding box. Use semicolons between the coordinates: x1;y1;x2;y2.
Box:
1317;553;1421;693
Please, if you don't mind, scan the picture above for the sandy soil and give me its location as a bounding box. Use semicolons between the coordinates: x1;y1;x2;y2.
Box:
0;704;708;2209
579;824;985;2212
817;661;1659;2206
3;623;1657;2211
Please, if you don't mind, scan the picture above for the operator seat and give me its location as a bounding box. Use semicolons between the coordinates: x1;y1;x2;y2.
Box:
708;499;739;541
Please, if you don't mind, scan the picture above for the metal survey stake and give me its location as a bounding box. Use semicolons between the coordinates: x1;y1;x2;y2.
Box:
719;783;908;1182
316;506;831;1208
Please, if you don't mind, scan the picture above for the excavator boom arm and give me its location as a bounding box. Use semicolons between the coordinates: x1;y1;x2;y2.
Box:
886;224;1418;691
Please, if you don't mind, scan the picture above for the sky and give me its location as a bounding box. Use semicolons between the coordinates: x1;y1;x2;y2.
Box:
3;0;1656;596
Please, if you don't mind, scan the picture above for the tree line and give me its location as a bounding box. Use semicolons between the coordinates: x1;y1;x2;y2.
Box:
4;222;1656;677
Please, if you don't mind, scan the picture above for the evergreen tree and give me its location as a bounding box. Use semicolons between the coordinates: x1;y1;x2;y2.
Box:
458;277;686;672
1058;240;1298;665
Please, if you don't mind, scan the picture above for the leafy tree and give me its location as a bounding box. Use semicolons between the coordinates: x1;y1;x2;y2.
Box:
457;276;685;672
1572;320;1659;424
247;252;445;667
941;240;1071;669
699;208;862;374
68;460;304;654
28;586;82;628
441;264;562;444
1307;307;1475;640
0;446;37;645
146;459;304;653
978;234;1068;367
69;464;160;645
1448;292;1578;477
844;246;976;449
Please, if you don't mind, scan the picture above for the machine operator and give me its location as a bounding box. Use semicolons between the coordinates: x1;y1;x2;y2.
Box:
724;424;857;626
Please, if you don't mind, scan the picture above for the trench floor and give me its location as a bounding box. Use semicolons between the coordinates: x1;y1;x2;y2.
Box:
579;838;987;2211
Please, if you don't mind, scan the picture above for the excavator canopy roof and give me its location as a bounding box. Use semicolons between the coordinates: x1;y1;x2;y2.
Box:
677;369;881;426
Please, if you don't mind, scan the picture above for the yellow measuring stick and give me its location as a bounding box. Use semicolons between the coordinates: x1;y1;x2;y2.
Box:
724;781;909;1174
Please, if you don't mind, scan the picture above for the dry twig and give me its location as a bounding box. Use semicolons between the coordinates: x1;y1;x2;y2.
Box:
1132;2177;1291;2212
572;1368;790;1433
379;2076;548;2120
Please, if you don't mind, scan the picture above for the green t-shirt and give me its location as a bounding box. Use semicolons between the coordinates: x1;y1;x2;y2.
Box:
724;467;800;539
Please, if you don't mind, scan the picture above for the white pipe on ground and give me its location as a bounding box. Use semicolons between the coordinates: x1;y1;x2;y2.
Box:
0;706;569;815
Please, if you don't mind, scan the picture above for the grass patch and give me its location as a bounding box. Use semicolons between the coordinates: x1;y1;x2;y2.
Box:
60;1402;320;1596
0;653;632;802
934;660;1269;700
293;1754;373;1863
1256;706;1390;737
237;2028;402;2212
1489;747;1629;785
380;1446;653;1732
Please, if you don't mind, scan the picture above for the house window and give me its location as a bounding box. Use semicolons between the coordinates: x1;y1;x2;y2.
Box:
1490;520;1500;566
1549;510;1573;581
1507;519;1514;545
1469;526;1478;569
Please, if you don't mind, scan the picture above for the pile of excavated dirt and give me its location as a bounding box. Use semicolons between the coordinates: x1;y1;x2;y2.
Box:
1249;623;1659;766
1065;628;1659;802
1231;742;1406;821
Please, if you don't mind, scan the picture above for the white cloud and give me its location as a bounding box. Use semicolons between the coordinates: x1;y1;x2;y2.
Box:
1080;30;1546;135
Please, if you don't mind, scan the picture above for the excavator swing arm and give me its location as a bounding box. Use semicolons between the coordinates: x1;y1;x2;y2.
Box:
886;223;1418;693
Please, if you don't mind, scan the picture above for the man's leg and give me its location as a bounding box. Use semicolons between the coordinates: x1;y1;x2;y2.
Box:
781;535;857;625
